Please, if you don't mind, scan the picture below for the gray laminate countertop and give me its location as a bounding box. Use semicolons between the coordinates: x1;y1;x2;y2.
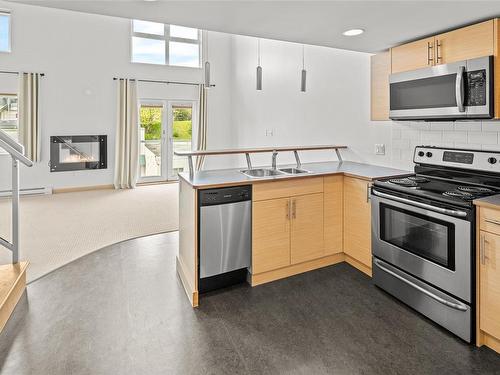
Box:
474;194;500;209
178;161;410;189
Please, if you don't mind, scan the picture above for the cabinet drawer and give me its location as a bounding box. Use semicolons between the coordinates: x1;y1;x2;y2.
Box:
480;207;500;235
253;176;323;201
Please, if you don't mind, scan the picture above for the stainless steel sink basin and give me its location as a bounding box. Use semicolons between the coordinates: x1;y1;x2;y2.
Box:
279;168;310;175
240;168;284;178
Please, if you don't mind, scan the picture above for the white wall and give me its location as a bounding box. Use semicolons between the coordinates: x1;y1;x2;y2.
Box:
0;1;233;190
228;35;394;169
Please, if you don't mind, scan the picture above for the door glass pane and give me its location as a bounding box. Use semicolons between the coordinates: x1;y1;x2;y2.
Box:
172;104;192;175
380;204;455;270
132;37;165;65
169;41;199;67
390;74;457;110
139;104;163;178
0;13;10;52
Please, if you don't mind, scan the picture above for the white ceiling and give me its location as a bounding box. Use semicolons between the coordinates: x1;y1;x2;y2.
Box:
10;0;500;52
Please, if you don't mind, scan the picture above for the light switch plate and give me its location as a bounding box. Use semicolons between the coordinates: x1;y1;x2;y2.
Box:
375;144;386;155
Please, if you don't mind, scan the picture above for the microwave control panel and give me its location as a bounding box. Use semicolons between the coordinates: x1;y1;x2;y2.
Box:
466;70;487;106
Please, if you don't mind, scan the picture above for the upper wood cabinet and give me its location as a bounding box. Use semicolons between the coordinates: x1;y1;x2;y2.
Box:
370;51;391;121
435;20;494;65
391;37;435;73
324;175;343;254
343;177;372;271
291;193;324;264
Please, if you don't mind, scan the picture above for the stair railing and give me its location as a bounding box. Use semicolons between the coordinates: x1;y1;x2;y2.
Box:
0;129;33;264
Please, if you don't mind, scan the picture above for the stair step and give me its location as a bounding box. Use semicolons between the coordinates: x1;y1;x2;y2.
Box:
0;261;29;333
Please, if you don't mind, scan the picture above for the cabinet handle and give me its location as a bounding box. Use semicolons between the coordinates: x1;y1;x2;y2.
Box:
480;234;485;265
366;184;371;203
292;199;296;219
484;218;500;226
427;41;434;65
286;200;290;220
436;40;442;63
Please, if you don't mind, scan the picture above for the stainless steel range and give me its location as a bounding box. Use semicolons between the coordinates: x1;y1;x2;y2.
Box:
371;146;500;343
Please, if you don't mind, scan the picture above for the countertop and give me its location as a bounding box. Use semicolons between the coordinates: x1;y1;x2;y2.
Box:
178;161;410;189
474;195;500;209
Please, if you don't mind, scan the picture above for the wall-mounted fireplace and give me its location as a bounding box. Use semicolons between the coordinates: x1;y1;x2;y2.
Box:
50;135;107;172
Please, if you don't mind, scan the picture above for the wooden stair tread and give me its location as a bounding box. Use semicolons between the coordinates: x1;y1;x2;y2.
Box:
0;261;29;333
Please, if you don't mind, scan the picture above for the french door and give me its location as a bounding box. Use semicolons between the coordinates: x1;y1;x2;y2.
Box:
138;100;195;182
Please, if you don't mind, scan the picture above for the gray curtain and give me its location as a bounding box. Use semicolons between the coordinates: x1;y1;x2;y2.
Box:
114;79;139;189
18;72;41;162
195;84;208;171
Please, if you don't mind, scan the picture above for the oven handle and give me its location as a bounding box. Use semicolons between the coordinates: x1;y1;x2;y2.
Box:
456;65;465;113
374;259;468;312
371;190;468;218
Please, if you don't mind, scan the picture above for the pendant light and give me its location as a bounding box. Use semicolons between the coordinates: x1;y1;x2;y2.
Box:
204;31;211;88
300;45;307;92
256;39;263;90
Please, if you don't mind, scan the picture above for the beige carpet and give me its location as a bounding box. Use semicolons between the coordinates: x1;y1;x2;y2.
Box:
0;183;179;282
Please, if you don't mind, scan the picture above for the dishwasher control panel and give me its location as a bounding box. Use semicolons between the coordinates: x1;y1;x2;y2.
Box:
199;185;252;206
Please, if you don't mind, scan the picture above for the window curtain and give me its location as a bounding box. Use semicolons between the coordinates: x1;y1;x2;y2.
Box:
195;84;208;171
18;72;41;162
114;79;139;189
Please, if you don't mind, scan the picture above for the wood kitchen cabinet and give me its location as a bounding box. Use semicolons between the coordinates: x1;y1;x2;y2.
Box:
370;51;391;121
252;198;291;274
435;20;494;65
343;176;372;275
391;36;435;73
476;204;500;354
324;175;343;255
291;193;324;264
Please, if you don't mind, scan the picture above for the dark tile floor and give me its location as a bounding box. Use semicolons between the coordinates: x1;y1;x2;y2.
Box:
1;232;499;375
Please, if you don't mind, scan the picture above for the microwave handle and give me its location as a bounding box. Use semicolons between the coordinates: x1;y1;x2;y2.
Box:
456;66;465;112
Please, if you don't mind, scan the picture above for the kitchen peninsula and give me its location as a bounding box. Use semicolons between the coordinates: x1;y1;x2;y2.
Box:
175;146;408;307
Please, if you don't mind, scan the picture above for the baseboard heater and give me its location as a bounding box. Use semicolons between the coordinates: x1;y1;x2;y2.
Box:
0;187;53;197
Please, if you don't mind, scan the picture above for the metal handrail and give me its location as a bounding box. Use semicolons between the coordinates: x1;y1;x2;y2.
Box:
0;129;33;264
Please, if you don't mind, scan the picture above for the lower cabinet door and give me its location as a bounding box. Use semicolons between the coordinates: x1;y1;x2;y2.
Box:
343;177;372;267
324;175;343;255
480;231;500;339
252;198;291;274
291;193;325;264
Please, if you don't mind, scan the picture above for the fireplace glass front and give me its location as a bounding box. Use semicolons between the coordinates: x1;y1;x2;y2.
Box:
50;135;107;172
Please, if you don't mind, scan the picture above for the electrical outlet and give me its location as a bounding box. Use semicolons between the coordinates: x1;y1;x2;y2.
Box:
265;129;274;137
375;144;386;155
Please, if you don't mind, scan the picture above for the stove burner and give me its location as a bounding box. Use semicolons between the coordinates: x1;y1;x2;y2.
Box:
457;186;494;194
389;178;418;187
407;176;430;183
443;191;475;200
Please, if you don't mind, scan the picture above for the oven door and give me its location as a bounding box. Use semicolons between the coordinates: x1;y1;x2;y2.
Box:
371;191;471;302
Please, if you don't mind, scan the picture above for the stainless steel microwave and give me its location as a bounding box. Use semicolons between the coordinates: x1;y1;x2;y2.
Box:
389;55;493;120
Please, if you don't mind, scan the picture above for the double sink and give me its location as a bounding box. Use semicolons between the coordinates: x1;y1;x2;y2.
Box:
241;167;310;178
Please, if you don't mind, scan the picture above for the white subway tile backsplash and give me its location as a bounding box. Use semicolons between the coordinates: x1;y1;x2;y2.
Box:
401;128;419;140
420;131;443;142
481;120;500;132
467;132;498;145
454;121;481;131
392;129;402;140
442;130;467;143
430;122;454;131
409;122;430;130
454;143;482;150
392;139;410;149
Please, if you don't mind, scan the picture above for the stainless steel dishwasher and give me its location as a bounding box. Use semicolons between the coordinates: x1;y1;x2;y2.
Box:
198;185;252;293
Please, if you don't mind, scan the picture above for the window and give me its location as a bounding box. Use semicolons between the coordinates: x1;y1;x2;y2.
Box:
0;94;18;154
0;11;10;52
131;20;201;67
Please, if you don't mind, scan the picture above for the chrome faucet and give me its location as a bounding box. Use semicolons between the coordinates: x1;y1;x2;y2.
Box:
271;150;278;170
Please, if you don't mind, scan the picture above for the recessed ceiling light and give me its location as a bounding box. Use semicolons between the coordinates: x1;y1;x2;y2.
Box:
342;28;364;36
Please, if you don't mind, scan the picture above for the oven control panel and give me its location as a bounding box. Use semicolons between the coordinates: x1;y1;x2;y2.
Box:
414;146;500;172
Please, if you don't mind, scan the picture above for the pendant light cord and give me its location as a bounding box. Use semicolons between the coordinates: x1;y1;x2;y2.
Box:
258;39;261;66
302;45;305;69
